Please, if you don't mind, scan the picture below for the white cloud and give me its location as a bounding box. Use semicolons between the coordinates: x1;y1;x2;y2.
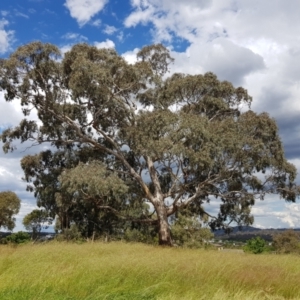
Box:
91;18;101;27
0;92;24;126
117;31;124;42
122;48;139;64
14;11;29;19
62;32;88;41
0;19;14;54
1;11;9;17
60;44;72;54
64;0;108;27
103;24;117;35
170;38;265;86
252;199;300;229
94;39;115;49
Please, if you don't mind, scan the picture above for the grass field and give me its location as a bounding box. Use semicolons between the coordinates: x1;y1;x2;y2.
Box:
0;242;300;299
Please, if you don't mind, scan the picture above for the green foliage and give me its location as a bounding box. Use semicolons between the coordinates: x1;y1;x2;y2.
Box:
123;226;158;244
0;191;21;231
55;224;85;242
1;231;31;244
23;209;52;239
1;41;298;246
243;236;268;254
58;160;129;200
171;212;213;248
123;228;150;243
273;230;300;254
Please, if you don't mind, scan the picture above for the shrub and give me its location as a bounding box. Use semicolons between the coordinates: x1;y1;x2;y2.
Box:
123;228;158;244
55;224;85;242
273;230;300;254
1;231;31;244
243;236;267;254
171;217;213;248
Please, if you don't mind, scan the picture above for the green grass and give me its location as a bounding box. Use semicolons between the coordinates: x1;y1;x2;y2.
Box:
1;242;300;299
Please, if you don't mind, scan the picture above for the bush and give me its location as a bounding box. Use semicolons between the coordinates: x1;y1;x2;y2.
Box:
55;224;85;242
0;231;31;244
123;228;158;244
273;230;300;254
171;213;213;248
243;236;268;254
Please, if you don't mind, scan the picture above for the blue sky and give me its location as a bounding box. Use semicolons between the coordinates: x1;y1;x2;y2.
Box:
0;0;190;56
1;0;300;231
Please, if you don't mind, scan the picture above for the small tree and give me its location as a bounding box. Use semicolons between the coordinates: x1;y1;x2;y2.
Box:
273;230;300;254
0;191;21;231
56;224;83;242
171;211;213;248
244;236;267;254
23;209;52;239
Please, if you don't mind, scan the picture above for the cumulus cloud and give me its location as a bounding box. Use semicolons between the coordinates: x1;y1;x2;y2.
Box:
204;194;300;229
0;92;25;129
170;39;265;86
122;48;139;64
60;44;73;54
199;39;265;86
64;0;108;27
0;19;14;54
252;199;300;229
126;0;300;47
103;24;117;35
94;39;115;49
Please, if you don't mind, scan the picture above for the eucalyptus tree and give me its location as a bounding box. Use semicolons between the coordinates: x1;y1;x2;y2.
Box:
21;147;100;232
20;147;152;238
0;42;298;245
0;191;21;231
23;209;52;239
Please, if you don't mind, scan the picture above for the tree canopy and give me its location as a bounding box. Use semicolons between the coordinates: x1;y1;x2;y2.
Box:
23;209;52;239
0;41;298;245
0;191;21;231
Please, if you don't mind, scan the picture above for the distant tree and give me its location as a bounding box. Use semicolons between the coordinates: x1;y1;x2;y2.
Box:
243;236;267;254
1;231;31;244
1;42;299;246
0;191;21;231
23;209;52;239
273;230;300;254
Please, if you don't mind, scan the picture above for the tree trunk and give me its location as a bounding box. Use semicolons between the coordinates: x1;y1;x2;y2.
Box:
155;200;172;246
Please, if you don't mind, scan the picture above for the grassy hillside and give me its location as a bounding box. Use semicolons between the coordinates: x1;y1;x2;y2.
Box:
0;242;300;299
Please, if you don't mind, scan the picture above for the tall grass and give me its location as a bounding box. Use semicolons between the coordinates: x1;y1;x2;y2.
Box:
0;242;300;299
